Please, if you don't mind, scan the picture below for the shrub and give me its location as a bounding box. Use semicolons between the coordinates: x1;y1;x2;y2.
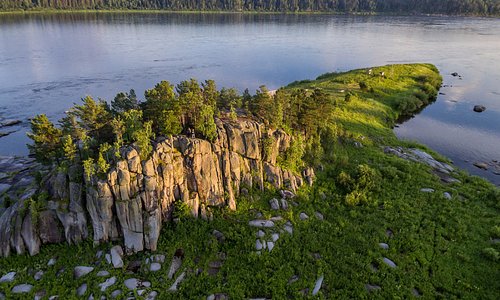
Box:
482;248;499;261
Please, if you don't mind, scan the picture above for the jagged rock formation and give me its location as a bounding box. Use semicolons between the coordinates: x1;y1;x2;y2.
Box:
0;118;314;257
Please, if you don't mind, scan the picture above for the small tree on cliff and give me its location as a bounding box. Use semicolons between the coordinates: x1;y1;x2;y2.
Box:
111;89;139;115
27;114;63;165
143;81;182;136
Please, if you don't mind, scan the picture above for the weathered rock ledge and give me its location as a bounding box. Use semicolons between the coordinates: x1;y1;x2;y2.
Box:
0;118;314;257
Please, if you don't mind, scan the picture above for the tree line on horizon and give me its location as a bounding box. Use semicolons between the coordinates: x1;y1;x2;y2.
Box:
1;0;499;15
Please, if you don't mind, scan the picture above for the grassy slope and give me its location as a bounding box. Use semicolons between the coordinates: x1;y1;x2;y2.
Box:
1;64;499;299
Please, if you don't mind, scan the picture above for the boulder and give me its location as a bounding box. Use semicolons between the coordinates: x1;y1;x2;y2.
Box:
382;257;397;268
11;284;33;293
473;162;488;170
0;271;16;283
77;284;87;296
0;119;21;127
248;220;275;228
74;266;94;279
110;245;124;268
473;105;486;112
98;276;117;292
312;275;324;296
168;271;186;292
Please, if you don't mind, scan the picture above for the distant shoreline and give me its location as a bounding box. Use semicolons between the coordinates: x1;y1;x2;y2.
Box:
0;9;497;18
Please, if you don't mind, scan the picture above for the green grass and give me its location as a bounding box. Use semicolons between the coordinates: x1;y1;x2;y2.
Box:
1;64;499;299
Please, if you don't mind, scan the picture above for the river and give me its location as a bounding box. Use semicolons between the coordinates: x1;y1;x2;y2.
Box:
0;13;499;185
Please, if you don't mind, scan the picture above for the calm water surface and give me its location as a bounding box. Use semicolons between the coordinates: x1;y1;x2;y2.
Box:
0;13;499;184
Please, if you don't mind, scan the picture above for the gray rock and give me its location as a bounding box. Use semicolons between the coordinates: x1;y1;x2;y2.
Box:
443;192;452;200
315;212;324;220
473;162;488;170
0;271;16;283
412;288;421;297
284;222;293;234
167;256;183;279
280;199;289;210
379;243;389;250
124;278;139;290
48;296;58;300
365;284;381;292
212;230;225;243
269;198;280;210
0;183;10;194
312;275;324;296
271;233;279;242
111;290;122;298
96;270;110;277
142;281;151;288
473;105;486;112
110;245;124;268
146;291;158;300
137;289;146;296
74;266;94;279
168;271;186;291
288;275;299;285
248;220;275;228
256;239;263;250
77;283;88;296
420;188;434;193
96;250;103;258
299;212;309;220
280;190;295;199
267;241;275;251
98;276;117;291
1;119;21;127
382;257;397;268
256;230;265;238
150;262;161;272
12;284;34;293
34;270;44;281
105;254;112;265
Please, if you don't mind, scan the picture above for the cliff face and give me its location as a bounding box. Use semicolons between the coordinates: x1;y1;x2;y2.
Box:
0;118;314;257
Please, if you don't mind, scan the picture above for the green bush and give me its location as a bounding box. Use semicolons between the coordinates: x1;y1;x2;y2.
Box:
481;248;499;261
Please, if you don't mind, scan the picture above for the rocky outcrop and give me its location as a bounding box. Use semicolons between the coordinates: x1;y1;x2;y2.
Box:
0;118;314;257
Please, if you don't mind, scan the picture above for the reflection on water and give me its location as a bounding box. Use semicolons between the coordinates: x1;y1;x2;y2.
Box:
0;13;499;184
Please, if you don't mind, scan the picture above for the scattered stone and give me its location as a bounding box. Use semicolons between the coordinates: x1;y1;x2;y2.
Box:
256;230;265;238
280;199;289;210
12;284;34;293
1;119;21;127
146;291;158;300
267;241;275;252
56;268;65;277
386;229;394;238
441;176;461;184
248;220;275;228
47;258;56;266
315;212;324;220
256;239;264;250
284;222;293;234
288;275;299;284
167;251;183;279
369;263;378;272
74;266;94;279
34;290;47;300
443;192;452;200
473;105;486;113
420;188;434;193
412;288;422;297
271;233;279;242
379;243;389;250
124;278;139;290
207;293;229;300
280;190;295;199
213;230;225;243
34;270;44;281
96;250;103;258
96;270;110;277
0;271;16;283
365;284;381;292
77;284;88;296
451;72;459;77
382;257;397;268
99;276;117;292
105;254;112;265
312;275;324;296
48;296;58;300
269;198;280;210
111;290;122;298
299;212;309;220
168;271;186;292
150;262;161;272
270;216;283;221
110;245;124;268
473;162;488;170
142;281;151;288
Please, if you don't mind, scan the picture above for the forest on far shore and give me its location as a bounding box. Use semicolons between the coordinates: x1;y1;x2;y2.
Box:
1;0;499;15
